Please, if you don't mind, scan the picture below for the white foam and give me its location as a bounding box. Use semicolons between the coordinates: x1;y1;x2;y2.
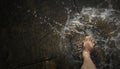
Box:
59;7;120;55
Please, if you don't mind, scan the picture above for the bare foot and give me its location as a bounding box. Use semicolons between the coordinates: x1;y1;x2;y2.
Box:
83;36;94;57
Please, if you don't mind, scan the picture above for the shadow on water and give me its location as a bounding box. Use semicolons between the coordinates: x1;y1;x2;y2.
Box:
0;0;120;69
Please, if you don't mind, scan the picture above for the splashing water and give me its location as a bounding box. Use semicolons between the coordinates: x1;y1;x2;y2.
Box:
59;7;120;69
33;3;120;68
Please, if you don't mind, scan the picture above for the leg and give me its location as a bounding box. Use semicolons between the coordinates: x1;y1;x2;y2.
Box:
81;36;96;69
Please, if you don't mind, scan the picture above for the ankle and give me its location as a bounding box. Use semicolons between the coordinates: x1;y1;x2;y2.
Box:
83;50;91;58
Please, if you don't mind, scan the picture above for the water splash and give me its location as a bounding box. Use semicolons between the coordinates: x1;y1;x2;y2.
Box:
59;7;120;68
31;5;120;68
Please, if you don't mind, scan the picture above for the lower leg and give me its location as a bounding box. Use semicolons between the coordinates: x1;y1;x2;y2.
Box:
81;36;96;69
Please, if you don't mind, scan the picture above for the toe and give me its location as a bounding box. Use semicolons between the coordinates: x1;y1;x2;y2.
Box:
85;36;91;41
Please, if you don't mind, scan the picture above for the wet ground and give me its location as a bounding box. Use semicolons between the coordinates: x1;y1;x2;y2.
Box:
0;0;120;69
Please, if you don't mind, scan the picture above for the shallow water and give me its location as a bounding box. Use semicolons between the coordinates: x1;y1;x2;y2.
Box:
37;0;120;69
1;0;120;69
58;7;120;69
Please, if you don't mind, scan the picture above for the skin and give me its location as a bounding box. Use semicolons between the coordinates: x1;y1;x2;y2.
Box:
81;36;96;69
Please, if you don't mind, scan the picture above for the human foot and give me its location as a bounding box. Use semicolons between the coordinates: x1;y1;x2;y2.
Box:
83;36;94;57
